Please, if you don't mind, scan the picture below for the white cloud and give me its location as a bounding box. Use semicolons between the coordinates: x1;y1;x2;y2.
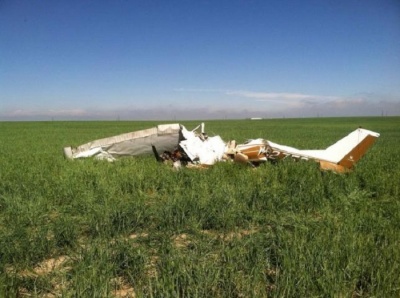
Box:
8;108;88;117
1;91;399;121
226;90;340;102
174;87;342;105
173;88;224;93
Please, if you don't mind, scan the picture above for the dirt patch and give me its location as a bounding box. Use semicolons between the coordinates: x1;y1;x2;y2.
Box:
201;228;259;241
145;255;159;278
128;232;149;240
114;288;136;298
111;277;136;298
172;233;191;248
5;255;71;279
33;255;70;275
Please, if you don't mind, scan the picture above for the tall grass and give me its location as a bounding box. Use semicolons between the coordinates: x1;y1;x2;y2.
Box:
0;117;399;297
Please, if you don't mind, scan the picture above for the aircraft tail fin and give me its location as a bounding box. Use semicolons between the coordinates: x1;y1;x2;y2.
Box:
319;128;380;172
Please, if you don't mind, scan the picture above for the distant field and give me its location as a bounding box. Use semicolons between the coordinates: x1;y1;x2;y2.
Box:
1;117;399;297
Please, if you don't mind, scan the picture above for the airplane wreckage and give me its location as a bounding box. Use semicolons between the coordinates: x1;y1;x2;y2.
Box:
63;123;380;173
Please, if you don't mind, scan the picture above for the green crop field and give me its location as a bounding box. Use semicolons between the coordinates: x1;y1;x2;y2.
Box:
1;117;399;297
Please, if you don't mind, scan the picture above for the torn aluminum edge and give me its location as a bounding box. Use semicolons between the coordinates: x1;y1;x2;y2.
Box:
63;123;226;165
63;123;182;162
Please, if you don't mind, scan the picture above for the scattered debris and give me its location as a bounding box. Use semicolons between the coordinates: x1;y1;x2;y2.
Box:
64;123;380;172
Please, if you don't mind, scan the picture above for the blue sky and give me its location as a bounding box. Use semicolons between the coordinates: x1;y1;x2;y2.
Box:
1;0;399;120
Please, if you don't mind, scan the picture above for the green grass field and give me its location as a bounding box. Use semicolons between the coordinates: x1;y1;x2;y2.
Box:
1;117;399;297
